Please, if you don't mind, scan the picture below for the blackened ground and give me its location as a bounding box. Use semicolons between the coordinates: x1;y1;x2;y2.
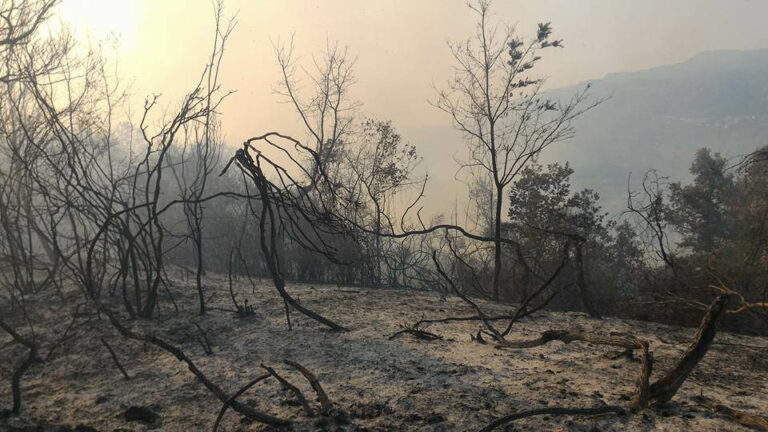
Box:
1;271;767;431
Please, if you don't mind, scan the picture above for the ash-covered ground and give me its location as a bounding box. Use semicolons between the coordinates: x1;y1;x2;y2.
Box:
2;273;767;431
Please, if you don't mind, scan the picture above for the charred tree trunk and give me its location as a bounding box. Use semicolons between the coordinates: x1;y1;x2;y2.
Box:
492;182;503;301
238;149;347;332
0;319;41;415
574;242;601;319
648;295;728;405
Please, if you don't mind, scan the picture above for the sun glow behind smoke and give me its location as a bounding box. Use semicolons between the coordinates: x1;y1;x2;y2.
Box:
56;0;140;52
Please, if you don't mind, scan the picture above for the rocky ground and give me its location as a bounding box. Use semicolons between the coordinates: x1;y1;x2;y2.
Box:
1;272;767;431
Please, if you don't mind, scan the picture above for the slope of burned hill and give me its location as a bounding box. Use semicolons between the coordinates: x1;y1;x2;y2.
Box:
1;274;767;431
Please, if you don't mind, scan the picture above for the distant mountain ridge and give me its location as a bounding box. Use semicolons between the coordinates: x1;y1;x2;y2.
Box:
547;48;768;214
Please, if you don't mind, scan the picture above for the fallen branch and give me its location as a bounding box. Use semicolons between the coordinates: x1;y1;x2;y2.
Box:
411;302;555;329
261;364;315;417
103;309;289;426
212;374;271;432
432;250;504;341
607;347;635;360
284;360;333;416
100;338;130;381
477;405;626;431
496;329;645;350
493;295;729;411
389;328;443;341
471;330;488;344
695;395;768;431
496;329;652;410
647;295;728;405
414;314;527;328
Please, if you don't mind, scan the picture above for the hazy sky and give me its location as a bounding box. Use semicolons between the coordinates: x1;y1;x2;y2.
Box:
56;0;768;217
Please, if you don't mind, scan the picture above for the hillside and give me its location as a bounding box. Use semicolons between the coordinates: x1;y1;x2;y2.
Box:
2;274;767;431
545;49;768;214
